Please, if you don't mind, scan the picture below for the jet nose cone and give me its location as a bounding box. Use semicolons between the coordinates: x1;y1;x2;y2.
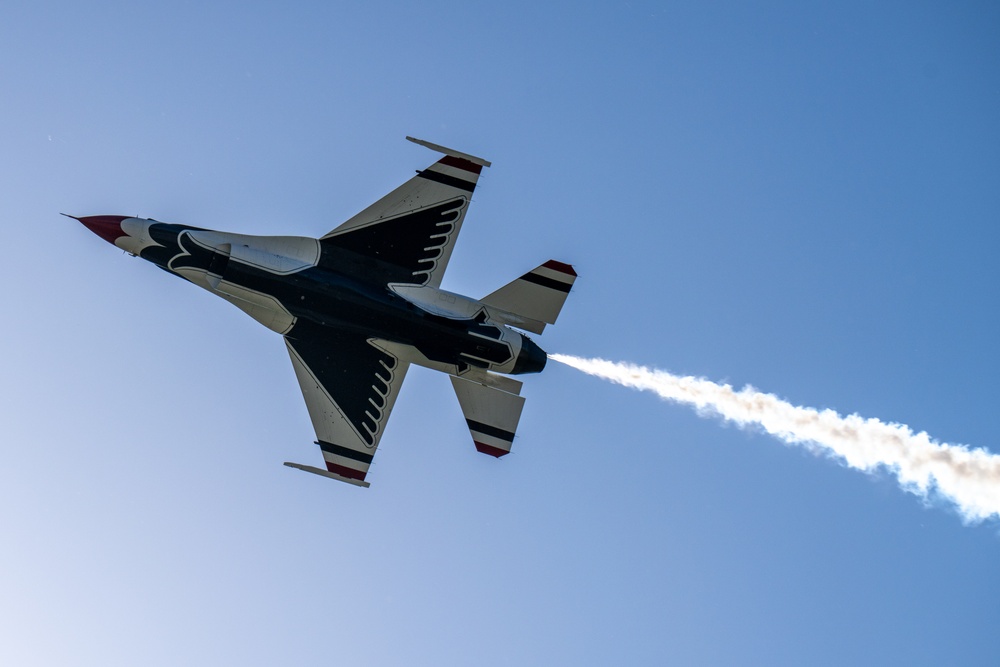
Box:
70;214;129;245
512;336;547;375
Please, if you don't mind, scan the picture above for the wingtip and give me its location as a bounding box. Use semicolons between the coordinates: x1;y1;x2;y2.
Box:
406;136;492;168
283;461;371;488
542;259;578;277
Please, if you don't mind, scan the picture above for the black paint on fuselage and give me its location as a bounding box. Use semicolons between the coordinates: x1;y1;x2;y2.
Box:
141;223;541;374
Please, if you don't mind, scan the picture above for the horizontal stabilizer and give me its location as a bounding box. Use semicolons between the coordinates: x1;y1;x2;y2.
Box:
480;260;577;332
461;368;523;395
284;462;371;488
450;375;526;458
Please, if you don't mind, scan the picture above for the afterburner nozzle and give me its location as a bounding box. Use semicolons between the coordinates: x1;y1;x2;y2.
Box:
512;336;547;375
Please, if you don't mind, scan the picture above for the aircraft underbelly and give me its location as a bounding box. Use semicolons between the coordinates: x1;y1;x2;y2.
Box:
77;136;572;488
152;230;523;373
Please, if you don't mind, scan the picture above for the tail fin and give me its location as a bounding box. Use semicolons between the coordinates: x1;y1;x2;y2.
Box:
480;260;577;334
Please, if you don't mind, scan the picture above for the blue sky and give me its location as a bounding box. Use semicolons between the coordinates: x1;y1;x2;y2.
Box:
2;2;998;664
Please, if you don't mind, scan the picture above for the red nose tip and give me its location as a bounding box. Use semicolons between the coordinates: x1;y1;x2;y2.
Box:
70;215;129;245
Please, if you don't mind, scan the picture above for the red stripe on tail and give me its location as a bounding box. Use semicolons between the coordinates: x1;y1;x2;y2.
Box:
542;260;576;276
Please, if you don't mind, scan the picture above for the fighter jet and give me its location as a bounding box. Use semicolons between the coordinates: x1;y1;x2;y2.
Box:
72;137;576;487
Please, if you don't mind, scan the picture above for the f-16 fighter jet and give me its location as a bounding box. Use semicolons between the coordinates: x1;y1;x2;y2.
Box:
72;137;576;487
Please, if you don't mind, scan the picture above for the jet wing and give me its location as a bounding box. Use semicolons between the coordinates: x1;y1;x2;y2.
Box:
284;323;410;486
320;137;490;288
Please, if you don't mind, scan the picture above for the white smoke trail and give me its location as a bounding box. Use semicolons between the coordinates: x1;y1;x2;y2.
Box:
550;353;1000;523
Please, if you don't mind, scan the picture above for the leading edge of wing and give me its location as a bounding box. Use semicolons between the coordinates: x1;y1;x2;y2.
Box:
321;138;490;241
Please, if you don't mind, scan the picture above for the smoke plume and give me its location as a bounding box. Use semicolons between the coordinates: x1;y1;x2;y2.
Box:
550;354;1000;523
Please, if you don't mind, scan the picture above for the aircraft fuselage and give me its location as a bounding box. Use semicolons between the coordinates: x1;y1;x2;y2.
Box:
72;137;576;486
83;215;546;377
